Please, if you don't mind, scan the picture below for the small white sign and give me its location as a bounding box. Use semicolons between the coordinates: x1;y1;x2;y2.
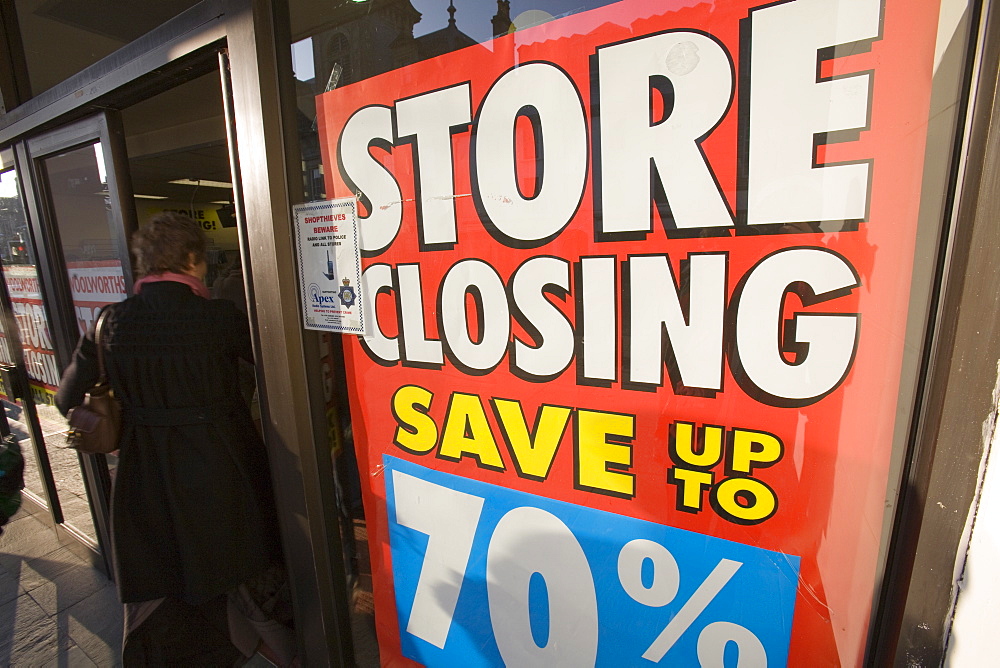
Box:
293;197;365;334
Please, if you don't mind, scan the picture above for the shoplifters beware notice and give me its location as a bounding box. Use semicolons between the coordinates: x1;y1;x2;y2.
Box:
293;197;365;334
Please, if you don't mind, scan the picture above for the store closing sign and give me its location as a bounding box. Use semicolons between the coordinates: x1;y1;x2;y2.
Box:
316;0;940;665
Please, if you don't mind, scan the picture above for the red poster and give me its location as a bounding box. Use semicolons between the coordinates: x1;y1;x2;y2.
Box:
316;0;941;665
3;265;60;403
0;261;125;404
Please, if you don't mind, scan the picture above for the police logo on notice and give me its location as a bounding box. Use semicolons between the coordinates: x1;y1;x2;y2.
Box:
338;277;356;308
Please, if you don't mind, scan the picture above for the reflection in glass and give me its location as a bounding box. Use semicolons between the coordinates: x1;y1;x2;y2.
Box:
6;255;95;533
47;140;132;538
27;140;128;540
290;1;620;202
13;0;203;100
0;163;46;505
285;2;621;664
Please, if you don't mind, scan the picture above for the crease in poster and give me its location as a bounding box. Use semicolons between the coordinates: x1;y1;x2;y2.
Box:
314;0;943;664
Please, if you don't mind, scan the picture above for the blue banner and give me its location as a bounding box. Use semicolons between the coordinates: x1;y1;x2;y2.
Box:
384;455;799;666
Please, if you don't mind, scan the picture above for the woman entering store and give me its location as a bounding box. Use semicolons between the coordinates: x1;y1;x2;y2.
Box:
56;212;296;666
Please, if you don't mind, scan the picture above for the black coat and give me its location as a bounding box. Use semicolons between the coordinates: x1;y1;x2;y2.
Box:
56;281;280;605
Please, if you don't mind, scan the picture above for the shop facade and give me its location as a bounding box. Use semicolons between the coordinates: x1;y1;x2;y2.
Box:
1;0;998;665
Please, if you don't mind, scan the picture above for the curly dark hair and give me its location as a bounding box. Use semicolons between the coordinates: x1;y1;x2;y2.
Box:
131;212;207;276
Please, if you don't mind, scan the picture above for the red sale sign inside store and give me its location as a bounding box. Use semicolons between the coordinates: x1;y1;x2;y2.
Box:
316;0;941;664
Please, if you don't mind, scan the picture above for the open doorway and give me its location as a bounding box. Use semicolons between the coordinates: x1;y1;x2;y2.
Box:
120;71;244;302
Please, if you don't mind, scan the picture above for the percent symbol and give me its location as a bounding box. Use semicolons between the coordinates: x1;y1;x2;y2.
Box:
617;539;766;665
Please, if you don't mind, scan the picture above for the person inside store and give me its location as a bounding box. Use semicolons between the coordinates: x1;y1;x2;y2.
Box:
56;212;296;666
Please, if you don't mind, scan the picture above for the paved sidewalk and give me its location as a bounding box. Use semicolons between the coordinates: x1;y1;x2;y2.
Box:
0;507;122;666
0;507;375;666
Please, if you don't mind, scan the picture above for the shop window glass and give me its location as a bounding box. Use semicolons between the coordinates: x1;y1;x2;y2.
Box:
0;144;107;540
34;140;126;539
281;1;974;665
45;142;126;335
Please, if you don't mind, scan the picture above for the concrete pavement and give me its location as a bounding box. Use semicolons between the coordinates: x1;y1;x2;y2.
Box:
0;505;352;666
0;506;122;666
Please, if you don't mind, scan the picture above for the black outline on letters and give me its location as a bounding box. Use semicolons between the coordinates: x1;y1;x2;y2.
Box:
727;246;862;407
470;60;589;250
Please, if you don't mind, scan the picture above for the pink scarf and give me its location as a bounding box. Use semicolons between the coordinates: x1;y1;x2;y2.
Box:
133;272;210;299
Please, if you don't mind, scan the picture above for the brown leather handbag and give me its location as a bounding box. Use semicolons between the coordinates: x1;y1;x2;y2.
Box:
66;310;121;454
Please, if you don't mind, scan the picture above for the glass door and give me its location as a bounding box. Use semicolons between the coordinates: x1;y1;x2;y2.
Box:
2;113;136;570
0;146;63;524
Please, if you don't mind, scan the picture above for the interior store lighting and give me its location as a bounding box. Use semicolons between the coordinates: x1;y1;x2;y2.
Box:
168;178;234;189
98;191;167;200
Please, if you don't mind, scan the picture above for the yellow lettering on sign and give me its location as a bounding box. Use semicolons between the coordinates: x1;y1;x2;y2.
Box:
492;399;571;481
667;468;714;512
392;384;438;454
438;392;505;470
728;429;783;474
712;477;778;524
671;422;724;468
575;409;635;498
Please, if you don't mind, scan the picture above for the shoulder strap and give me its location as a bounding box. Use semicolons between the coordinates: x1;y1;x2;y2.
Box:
93;308;111;383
